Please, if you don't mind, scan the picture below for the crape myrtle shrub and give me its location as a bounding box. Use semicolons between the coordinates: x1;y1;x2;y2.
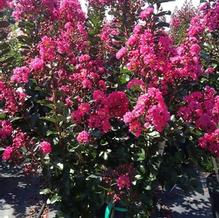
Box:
0;0;218;217
170;0;197;44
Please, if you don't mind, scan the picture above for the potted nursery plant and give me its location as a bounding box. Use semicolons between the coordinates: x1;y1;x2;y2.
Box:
0;0;218;217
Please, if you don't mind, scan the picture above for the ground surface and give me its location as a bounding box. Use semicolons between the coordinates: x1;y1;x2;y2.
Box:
0;162;213;218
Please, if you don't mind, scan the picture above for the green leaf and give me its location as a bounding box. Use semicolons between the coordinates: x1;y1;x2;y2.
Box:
0;113;6;119
0;147;5;152
137;149;146;161
41;116;56;123
11;117;23;123
156;11;171;16
17;35;33;45
37;99;54;109
156;22;170;28
119;74;130;84
120;67;132;75
47;194;61;204
46;130;58;137
40;188;52;195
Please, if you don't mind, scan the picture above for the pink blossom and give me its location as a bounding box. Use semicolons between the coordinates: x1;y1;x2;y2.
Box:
116;174;131;190
123;112;134;123
11;66;30;84
205;67;214;74
29;57;44;71
98;80;106;91
107;91;129;118
140;7;154;19
56;37;70;54
0;120;13;139
2;146;13;160
12;131;28;149
126;35;138;47
124;88;169;135
39;141;52;154
93;90;106;102
0;0;7;10
190;44;201;56
188;16;205;37
78;103;90;115
0;80;18;114
129;120;142;137
39;36;56;61
199;129;219;156
116;47;127;60
16;90;27;102
65;97;73;107
170;17;180;28
71;110;83;123
76;131;90;144
199;2;209;11
79;54;90;63
82;79;93;89
178;86;218;133
127;79;144;90
133;25;142;34
147;103;170;132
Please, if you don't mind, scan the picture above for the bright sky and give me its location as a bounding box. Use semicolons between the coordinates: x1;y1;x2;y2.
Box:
161;0;200;21
162;0;200;12
79;0;200;13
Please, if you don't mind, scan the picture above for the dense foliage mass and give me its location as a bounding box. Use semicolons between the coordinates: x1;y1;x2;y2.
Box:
0;0;218;217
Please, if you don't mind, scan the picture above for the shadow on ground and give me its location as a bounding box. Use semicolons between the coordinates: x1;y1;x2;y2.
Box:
0;163;42;217
0;162;214;218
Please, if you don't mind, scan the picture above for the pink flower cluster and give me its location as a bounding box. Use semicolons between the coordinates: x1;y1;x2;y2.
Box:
107;91;129;118
38;36;56;62
12;131;28;149
172;37;202;81
72;91;129;136
118;22;203;93
0;120;13;139
116;175;131;190
0;0;7;10
89;0;126;6
99;20;120;54
1;129;30;161
0;80;18;114
139;6;154;19
170;17;180;29
76;131;90;144
2;146;13;160
188;1;219;37
179;85;219;156
179;86;218;133
103;163;135;201
29;57;44;71
127;78;145;90
11;66;30;84
39;141;52;154
124;88;170;137
58;0;85;23
199;129;219;157
11;0;86;25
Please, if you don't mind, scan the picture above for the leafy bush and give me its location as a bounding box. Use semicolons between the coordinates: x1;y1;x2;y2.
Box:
0;0;218;217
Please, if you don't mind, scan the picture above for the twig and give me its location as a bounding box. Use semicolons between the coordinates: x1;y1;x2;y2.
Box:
37;203;46;218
